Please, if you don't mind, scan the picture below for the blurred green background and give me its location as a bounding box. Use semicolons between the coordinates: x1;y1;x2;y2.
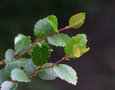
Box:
0;0;115;90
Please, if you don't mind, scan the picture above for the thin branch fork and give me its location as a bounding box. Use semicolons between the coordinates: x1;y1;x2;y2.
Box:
27;56;70;76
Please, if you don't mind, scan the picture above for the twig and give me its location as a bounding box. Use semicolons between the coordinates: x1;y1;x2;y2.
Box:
16;25;73;60
27;56;70;76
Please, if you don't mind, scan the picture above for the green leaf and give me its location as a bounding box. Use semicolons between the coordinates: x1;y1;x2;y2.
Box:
5;62;21;80
47;33;70;47
14;34;26;45
23;59;38;74
0;69;5;84
46;15;58;32
53;64;77;85
28;40;53;56
32;43;51;66
15;36;31;54
34;18;54;39
5;60;13;64
65;34;87;58
38;63;57;80
16;58;29;67
1;81;17;90
5;49;15;60
11;69;31;82
69;12;85;29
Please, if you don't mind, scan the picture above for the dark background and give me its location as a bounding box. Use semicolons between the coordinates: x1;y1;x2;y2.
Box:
0;0;115;90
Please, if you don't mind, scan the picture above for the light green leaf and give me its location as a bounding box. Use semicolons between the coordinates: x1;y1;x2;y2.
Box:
65;34;87;58
32;43;51;66
53;64;77;85
1;81;17;90
15;58;29;67
34;18;54;39
5;62;21;80
46;15;58;32
0;69;5;84
24;59;38;74
38;63;57;80
47;33;70;47
15;36;31;54
14;34;26;45
5;60;13;64
69;13;85;29
11;69;31;82
5;49;15;60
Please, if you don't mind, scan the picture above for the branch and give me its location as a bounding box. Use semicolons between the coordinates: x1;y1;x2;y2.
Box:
0;59;5;65
16;25;72;60
0;56;70;88
27;56;70;76
0;20;82;65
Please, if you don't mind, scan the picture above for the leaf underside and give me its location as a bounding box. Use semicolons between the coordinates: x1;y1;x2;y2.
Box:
53;64;77;85
38;63;57;80
47;33;70;47
11;69;31;82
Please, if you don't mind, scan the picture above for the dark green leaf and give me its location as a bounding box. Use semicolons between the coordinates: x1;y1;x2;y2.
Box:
5;49;15;60
1;81;17;90
65;34;87;58
11;69;31;82
5;62;21;80
69;13;85;29
53;64;77;85
32;43;51;66
34;18;54;39
46;15;58;32
28;41;53;56
47;33;70;47
15;36;31;54
38;63;57;80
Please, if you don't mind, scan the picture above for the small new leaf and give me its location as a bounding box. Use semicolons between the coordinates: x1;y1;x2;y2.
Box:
15;36;31;54
53;64;77;85
46;15;58;32
5;49;15;60
73;45;80;58
1;81;17;90
14;34;26;45
69;12;85;29
34;18;54;39
80;47;90;55
38;63;57;80
32;43;51;66
11;69;31;82
65;34;87;58
47;33;70;47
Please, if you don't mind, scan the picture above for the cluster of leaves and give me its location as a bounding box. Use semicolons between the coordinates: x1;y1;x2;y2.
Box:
0;12;89;90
